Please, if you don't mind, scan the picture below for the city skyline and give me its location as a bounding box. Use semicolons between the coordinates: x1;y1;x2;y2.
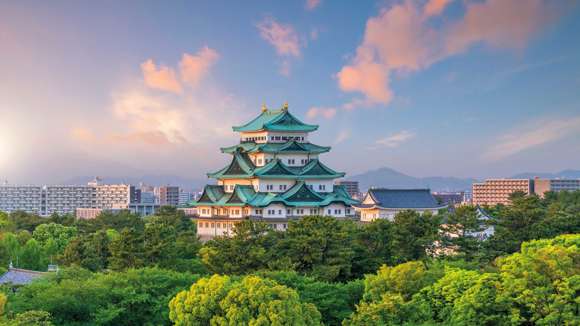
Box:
1;0;580;184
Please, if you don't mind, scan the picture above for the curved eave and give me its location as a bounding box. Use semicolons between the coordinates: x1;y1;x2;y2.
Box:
256;174;344;179
353;204;448;210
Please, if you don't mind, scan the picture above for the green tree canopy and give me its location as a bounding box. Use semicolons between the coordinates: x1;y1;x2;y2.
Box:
169;274;321;326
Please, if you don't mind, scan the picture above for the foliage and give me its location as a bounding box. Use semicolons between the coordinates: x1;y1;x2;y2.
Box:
7;310;54;326
391;211;441;263
7;267;201;326
346;233;580;325
200;220;275;275
256;270;364;325
169;274;322;325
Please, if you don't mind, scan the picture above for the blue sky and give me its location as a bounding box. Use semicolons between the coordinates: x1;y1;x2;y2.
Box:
1;0;579;184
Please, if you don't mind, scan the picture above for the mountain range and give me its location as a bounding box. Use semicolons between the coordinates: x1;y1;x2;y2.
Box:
63;168;580;193
348;168;580;192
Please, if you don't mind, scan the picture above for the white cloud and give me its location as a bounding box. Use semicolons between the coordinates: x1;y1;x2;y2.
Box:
483;116;580;161
373;130;415;148
306;106;337;120
335;129;351;144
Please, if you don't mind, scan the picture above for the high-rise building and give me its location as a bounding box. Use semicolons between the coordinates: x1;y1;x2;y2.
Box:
472;179;533;206
336;180;360;199
190;103;357;239
156;186;180;206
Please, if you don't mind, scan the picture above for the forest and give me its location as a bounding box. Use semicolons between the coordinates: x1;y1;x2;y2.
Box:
0;190;578;325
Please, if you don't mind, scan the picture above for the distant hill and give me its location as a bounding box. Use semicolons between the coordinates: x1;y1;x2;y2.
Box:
511;170;580;179
62;175;209;190
348;167;477;192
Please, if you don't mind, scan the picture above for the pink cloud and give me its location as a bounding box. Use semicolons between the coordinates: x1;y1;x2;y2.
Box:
445;0;553;54
257;17;301;57
179;46;220;88
424;0;452;17
141;59;182;94
337;47;392;106
337;0;564;108
306;0;321;11
306;107;337;120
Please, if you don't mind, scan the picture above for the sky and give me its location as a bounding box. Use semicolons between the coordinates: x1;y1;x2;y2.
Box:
1;0;580;184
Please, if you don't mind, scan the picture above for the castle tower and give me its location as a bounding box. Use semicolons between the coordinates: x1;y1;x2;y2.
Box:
192;104;357;239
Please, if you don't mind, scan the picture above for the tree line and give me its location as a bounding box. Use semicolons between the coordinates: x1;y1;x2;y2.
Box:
0;190;577;325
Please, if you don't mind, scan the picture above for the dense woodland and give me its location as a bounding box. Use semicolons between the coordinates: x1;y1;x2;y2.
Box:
0;190;578;325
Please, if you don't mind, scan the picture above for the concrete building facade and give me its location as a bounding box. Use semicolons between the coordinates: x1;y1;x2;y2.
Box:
472;179;533;206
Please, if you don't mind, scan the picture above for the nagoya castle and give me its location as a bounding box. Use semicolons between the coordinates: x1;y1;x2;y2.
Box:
193;103;357;239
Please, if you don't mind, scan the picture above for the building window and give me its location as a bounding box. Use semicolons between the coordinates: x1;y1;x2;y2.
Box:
287;209;291;214
288;159;295;165
279;185;287;191
278;210;282;215
257;158;262;165
318;185;326;191
327;209;331;215
211;223;215;228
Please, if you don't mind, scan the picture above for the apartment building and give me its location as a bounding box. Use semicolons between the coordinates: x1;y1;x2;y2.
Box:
1;179;138;216
534;178;580;197
472;179;533;206
0;185;43;215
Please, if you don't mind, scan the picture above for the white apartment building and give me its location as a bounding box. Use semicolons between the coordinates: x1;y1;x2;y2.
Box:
0;179;137;217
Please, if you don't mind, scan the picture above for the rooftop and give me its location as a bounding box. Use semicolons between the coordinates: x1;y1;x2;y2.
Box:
193;182;358;208
232;105;318;132
0;267;47;285
356;188;445;209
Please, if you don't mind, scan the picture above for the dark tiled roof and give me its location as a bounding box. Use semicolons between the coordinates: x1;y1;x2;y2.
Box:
364;188;443;209
0;268;47;285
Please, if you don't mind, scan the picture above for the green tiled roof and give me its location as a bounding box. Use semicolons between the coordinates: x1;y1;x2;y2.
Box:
221;141;331;154
207;156;345;180
232;108;318;132
192;182;358;208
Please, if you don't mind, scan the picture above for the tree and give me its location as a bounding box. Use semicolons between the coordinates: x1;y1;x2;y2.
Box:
33;223;77;253
20;238;44;271
442;206;487;260
108;228;144;270
273;216;355;282
391;211;441;263
8;211;46;232
200;221;275;275
8;310;54;326
8;267;201;326
257;270;364;325
143;217;178;268
351;219;394;277
62;230;111;271
169;275;321;325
